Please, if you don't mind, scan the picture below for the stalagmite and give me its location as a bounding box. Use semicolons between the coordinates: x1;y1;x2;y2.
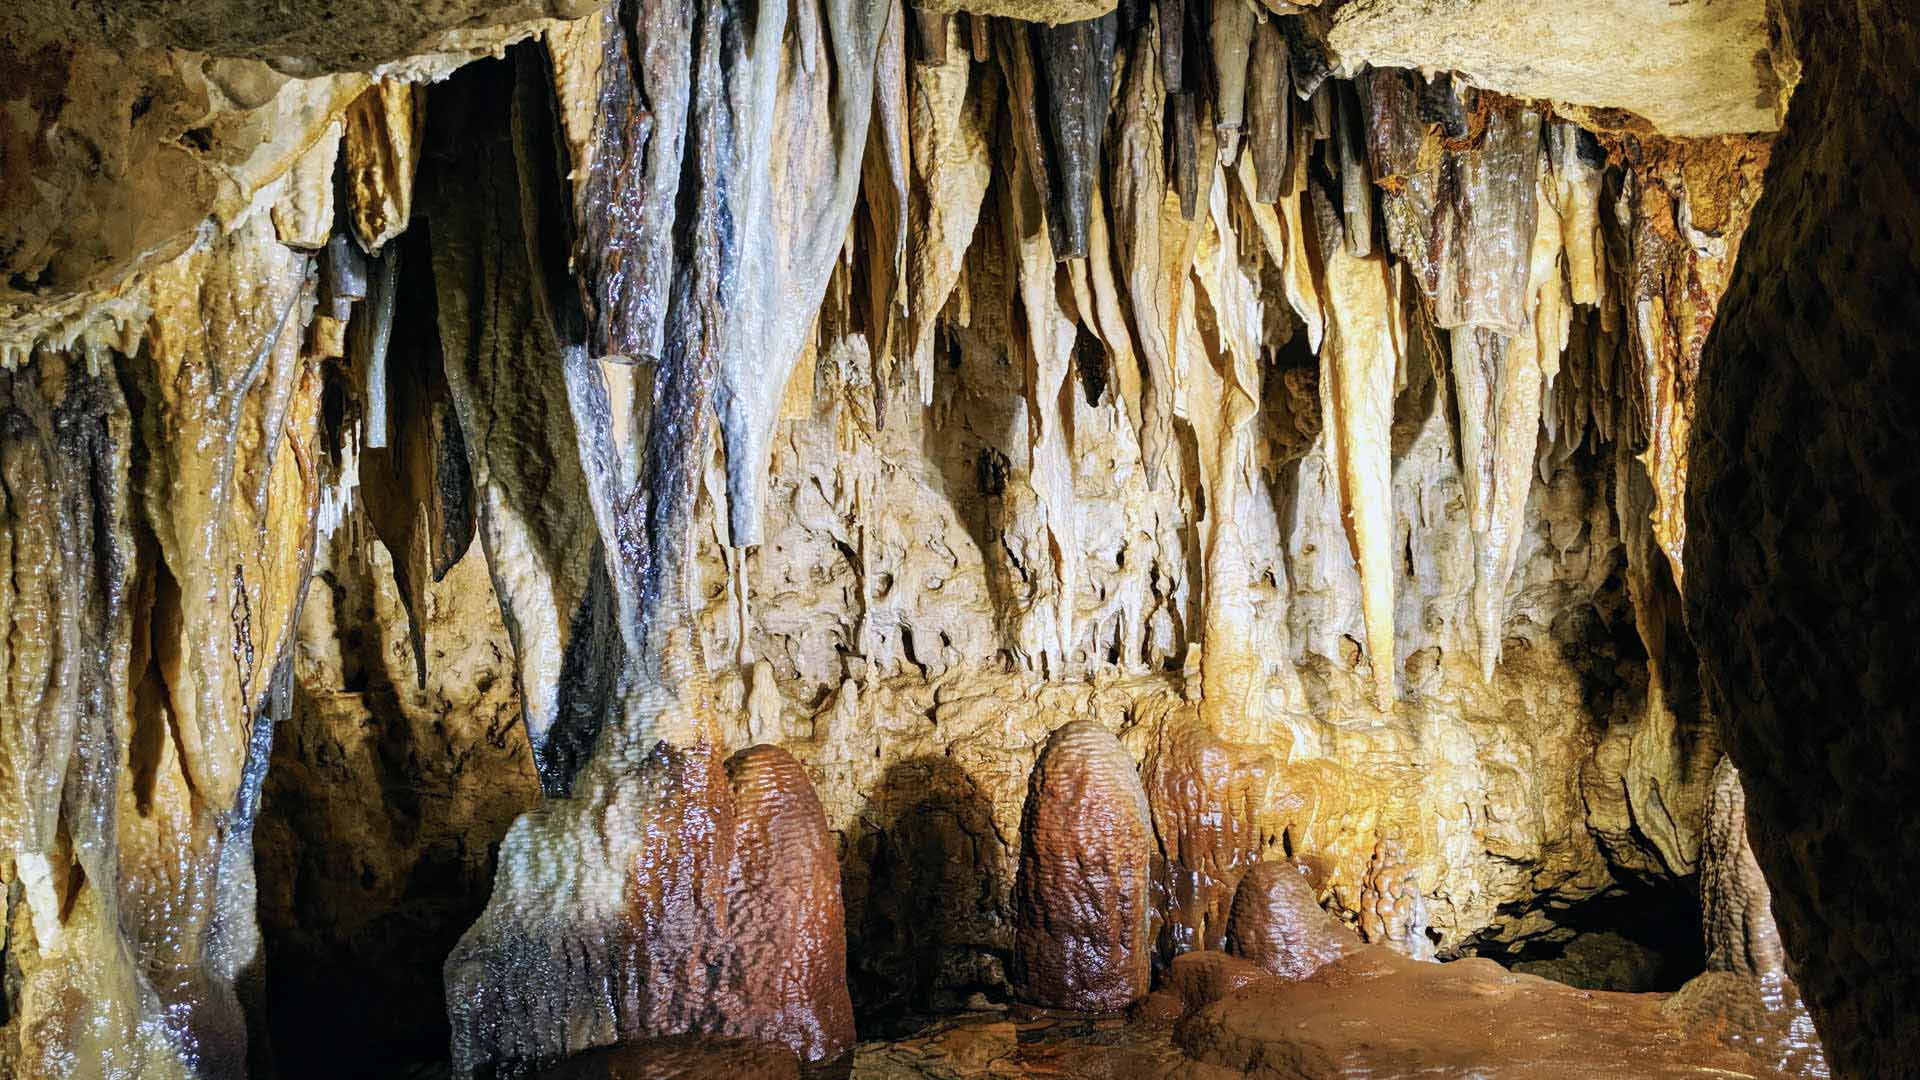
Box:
1144;723;1271;964
1014;721;1153;1012
1226;860;1354;979
1318;243;1405;710
717;745;856;1062
1246;15;1292;204
1033;11;1118;260
904;14;993;405
1210;0;1255;166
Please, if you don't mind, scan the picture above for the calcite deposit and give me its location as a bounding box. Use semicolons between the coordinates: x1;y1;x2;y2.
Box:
6;0;1901;1076
1225;860;1353;979
1012;721;1154;1012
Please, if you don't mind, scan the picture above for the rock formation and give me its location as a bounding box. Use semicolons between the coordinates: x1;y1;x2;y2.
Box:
1225;860;1353;980
1013;721;1154;1012
5;0;1902;1075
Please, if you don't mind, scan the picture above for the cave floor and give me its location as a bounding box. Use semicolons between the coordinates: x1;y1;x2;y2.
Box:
844;947;1817;1080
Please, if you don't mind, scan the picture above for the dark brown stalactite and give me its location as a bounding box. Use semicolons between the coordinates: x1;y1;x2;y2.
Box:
358;225;477;689
1246;15;1290;203
909;7;948;65
1171;90;1200;220
1032;11;1118;260
573;0;693;362
420;48;617;793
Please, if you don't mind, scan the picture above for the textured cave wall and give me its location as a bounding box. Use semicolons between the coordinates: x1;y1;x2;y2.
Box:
1686;2;1920;1075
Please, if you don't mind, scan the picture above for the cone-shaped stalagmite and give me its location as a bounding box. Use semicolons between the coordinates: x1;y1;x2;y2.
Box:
718;745;856;1062
1226;860;1354;979
1014;721;1153;1011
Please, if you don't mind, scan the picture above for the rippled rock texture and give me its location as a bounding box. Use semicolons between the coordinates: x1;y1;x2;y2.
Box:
1225;861;1353;980
1013;721;1154;1012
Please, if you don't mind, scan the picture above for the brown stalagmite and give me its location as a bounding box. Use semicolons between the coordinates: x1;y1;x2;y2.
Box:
1699;757;1784;977
1318;245;1404;710
1144;722;1271;964
717;745;856;1062
905;13;994;405
341;80;425;255
1013;721;1153;1012
1210;0;1255;166
1225;860;1354;979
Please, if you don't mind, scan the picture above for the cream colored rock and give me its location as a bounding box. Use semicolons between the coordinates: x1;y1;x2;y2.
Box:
1327;0;1787;136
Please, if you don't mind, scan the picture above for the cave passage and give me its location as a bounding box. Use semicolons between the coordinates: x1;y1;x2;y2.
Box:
2;0;1910;1078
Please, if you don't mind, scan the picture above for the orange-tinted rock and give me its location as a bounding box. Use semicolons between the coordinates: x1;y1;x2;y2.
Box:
537;1035;800;1080
1142;722;1271;967
1165;951;1272;1015
717;745;856;1063
1177;945;1816;1078
1225;861;1354;979
1013;721;1153;1012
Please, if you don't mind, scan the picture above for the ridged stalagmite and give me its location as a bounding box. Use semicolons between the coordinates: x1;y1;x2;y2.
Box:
1225;860;1353;979
1013;721;1153;1012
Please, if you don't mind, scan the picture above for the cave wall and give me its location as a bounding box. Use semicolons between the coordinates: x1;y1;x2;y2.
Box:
1686;1;1920;1074
0;0;1829;1076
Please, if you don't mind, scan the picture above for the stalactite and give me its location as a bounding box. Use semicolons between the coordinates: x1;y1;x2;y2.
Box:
1317;243;1405;710
904;14;992;405
1033;11;1118;261
1246;15;1291;204
860;0;910;376
1332;81;1374;257
421;52;616;792
359;226;477;688
341;80;425;255
1108;14;1177;486
714;0;888;551
567;0;693;362
1210;0;1255;167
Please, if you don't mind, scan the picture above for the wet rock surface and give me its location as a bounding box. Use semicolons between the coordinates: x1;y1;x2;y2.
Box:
1013;722;1154;1013
1224;861;1353;980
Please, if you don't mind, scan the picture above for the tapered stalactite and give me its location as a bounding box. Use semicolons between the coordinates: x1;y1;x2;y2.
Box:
341;80;425;255
1209;0;1254;166
1318;241;1405;710
859;0;910;376
421;52;617;793
1108;13;1176;486
904;15;993;406
1032;12;1118;262
569;0;693;362
713;0;888;550
358;226;478;687
1246;15;1291;204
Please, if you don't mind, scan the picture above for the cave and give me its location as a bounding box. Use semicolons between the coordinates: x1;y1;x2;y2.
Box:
0;0;1912;1077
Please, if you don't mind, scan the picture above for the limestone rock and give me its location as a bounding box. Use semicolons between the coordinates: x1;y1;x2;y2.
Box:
1326;0;1788;136
1013;721;1153;1012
